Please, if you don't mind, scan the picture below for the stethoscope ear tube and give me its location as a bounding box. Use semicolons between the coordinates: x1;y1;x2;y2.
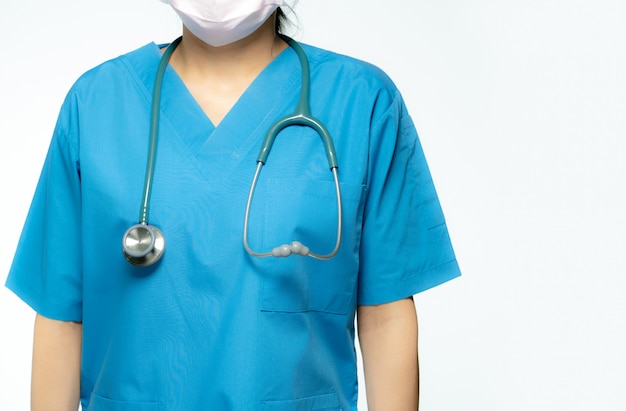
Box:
243;163;342;260
257;114;338;170
258;36;338;170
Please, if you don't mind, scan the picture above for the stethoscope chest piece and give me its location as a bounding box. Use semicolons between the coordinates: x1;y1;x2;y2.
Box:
122;223;165;267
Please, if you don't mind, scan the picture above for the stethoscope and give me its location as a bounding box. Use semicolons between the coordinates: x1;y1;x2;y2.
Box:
122;35;342;267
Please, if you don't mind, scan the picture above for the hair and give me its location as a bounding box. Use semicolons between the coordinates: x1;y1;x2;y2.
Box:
275;7;287;34
275;4;300;36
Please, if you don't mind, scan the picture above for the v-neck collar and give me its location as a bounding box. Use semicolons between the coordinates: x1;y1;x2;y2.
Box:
125;42;301;176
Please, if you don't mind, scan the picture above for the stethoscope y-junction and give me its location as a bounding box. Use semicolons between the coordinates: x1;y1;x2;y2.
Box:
122;36;342;267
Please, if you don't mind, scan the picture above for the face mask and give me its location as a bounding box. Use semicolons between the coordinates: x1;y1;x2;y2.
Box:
164;0;284;47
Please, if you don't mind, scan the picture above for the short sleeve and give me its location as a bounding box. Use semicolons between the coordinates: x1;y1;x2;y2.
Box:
357;91;461;305
5;96;83;321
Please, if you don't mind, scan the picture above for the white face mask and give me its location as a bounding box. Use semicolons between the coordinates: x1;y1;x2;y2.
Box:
164;0;284;47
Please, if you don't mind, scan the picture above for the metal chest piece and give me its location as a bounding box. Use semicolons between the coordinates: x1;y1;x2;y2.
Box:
122;223;166;267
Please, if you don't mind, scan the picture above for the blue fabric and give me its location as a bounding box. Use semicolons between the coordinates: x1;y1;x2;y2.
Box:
6;41;460;410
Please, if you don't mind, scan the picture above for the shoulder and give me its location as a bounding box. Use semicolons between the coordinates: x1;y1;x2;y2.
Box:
299;43;408;131
302;43;400;99
302;43;397;88
301;43;405;121
54;43;159;141
67;42;159;98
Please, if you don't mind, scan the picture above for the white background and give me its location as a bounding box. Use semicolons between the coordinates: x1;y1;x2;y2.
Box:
1;1;625;410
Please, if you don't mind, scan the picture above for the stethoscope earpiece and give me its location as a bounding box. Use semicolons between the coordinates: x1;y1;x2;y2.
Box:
122;223;165;267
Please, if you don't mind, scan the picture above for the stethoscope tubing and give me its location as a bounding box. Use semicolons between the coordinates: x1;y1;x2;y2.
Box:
124;35;342;266
139;36;182;224
121;38;181;267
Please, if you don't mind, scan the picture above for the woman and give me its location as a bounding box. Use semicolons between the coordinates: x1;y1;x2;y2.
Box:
6;1;460;409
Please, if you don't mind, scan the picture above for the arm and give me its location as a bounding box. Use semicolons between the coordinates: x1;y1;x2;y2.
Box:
357;297;419;411
31;314;82;411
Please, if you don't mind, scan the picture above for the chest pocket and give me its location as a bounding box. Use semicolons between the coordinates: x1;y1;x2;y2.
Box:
252;177;365;316
261;392;341;410
86;393;160;411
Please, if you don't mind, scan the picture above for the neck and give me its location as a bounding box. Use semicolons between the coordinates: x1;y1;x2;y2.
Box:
165;14;289;126
171;15;288;81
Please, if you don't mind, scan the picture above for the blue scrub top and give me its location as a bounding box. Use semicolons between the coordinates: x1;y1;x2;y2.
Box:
6;41;460;410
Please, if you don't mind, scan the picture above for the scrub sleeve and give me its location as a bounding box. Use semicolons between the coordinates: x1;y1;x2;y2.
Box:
357;89;460;305
6;101;83;321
